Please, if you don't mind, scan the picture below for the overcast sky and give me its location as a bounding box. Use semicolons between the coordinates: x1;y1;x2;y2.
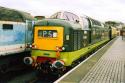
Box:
0;0;125;23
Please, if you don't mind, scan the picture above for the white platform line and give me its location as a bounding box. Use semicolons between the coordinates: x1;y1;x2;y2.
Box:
54;39;115;83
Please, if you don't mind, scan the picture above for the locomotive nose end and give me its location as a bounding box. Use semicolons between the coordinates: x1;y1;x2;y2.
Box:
23;57;33;65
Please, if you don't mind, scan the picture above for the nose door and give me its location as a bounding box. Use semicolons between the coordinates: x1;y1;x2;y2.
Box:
33;26;64;51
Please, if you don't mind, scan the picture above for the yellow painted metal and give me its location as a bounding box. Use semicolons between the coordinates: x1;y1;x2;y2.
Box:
111;27;117;38
60;39;109;66
33;26;64;51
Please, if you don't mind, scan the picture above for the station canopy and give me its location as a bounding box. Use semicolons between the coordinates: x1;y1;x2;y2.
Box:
0;6;33;22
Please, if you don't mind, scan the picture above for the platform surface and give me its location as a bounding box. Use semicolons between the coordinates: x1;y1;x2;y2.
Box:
80;37;125;83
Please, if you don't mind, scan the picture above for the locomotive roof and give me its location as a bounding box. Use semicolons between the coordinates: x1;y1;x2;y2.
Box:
0;6;33;22
35;19;82;30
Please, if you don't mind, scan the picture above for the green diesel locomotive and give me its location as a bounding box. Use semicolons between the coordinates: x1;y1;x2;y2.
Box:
24;11;114;73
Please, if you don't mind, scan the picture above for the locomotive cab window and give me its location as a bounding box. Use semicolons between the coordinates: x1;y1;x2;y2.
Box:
38;30;58;38
2;24;13;30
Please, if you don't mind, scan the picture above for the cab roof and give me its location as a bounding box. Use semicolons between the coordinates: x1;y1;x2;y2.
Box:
35;19;82;30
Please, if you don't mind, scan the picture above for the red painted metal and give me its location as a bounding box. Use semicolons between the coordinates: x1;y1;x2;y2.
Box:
36;56;56;63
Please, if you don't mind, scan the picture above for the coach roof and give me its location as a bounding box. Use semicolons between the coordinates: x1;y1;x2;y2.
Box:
0;6;33;22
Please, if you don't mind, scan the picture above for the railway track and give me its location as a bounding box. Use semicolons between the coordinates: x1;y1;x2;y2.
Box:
7;70;59;83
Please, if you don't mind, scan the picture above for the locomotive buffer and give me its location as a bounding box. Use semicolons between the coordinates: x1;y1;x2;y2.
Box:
55;37;125;83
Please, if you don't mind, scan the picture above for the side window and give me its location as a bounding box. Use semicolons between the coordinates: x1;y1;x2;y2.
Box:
2;24;13;30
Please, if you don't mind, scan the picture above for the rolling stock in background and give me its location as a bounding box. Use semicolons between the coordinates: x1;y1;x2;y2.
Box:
0;7;34;73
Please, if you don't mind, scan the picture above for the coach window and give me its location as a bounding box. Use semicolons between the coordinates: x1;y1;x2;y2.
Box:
2;24;13;30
